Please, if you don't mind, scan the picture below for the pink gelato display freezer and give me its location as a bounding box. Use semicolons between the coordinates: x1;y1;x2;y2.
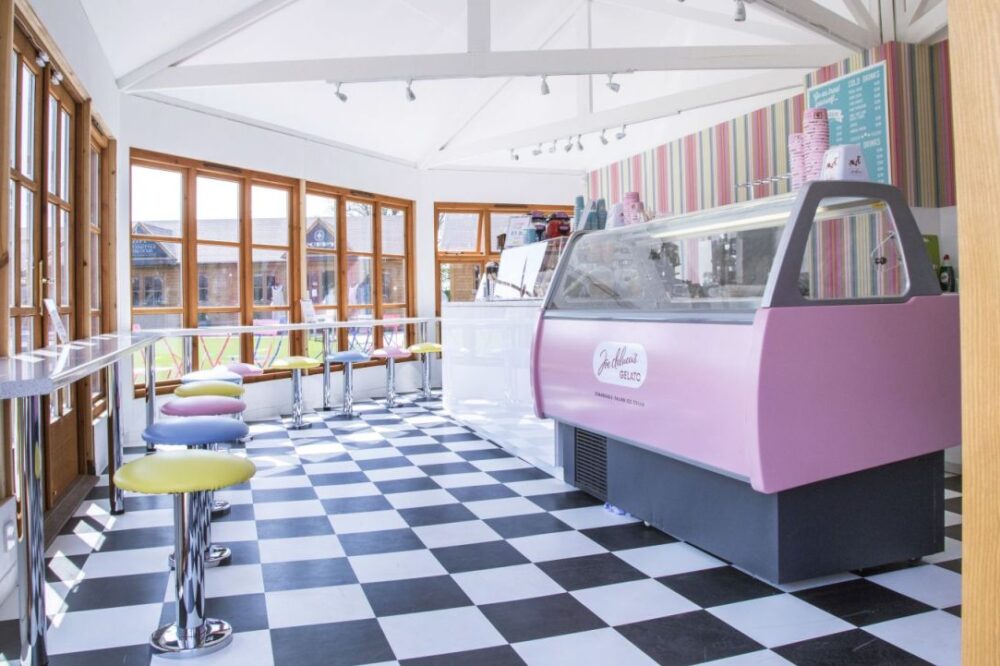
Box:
532;181;960;583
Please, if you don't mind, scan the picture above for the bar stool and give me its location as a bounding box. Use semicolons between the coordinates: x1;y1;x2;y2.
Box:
114;449;255;658
180;368;243;384
408;342;443;401
142;417;249;567
372;346;411;408
225;362;264;382
271;356;322;429
329;350;370;418
174;380;245;399
161;396;246;418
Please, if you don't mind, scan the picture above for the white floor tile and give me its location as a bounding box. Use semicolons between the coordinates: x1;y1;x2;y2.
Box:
152;629;274;666
506;478;577;496
47;603;163;655
709;594;853;648
364;466;426;482
46;532;104;557
550;506;640;530
868;565;962;608
471;457;532;472
385;489;457;509
347;446;401;460
406;452;466;466
302;461;362;475
387;436;438;447
465;497;545;520
214;489;253;506
615;543;725;578
102;508;174;531
313;482;380;499
508;531;606;562
412;520;502;549
514;627;657;666
348;549;447;583
164;564;265;600
866;611;961;666
379;607;505;660
924;537;962;564
253;499;326;521
265;584;374;628
211;519;258;542
250;474;312;490
82;546;173;579
258;535;345;563
432;472;498;489
700;651;794;665
944;511;961;527
443;440;496;452
572;579;700;626
328;510;406;534
453;564;564;605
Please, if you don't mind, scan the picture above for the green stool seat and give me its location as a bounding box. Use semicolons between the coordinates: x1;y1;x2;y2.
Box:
408;342;442;400
408;342;443;355
272;356;322;371
174;380;245;398
114;450;256;659
271;356;320;429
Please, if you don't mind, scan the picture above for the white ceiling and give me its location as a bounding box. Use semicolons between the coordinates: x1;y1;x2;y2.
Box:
80;0;947;172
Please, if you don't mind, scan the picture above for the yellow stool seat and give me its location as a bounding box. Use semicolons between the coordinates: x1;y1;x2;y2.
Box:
271;356;322;371
408;342;443;355
174;380;245;398
114;449;255;495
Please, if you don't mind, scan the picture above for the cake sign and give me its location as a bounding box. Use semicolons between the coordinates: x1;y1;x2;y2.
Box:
593;342;647;389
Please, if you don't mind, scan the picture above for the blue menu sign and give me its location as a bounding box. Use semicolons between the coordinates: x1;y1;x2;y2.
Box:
807;61;891;185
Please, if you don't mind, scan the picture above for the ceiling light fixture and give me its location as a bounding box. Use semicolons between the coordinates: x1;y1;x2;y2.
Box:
540;75;550;96
334;82;347;102
600;129;609;145
35;52;49;68
405;80;416;102
734;0;747;22
616;124;627;140
549;140;558;154
510;148;519;161
576;135;584;151
52;71;64;86
564;137;573;153
532;143;543;156
606;73;620;93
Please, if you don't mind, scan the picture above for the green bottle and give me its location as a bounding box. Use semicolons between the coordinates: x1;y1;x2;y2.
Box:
938;254;956;293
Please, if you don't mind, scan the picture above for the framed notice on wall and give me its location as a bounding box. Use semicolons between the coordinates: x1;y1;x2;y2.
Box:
807;61;891;185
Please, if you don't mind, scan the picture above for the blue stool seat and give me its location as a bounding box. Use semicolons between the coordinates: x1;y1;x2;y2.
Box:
142;417;249;446
181;369;243;384
329;350;370;363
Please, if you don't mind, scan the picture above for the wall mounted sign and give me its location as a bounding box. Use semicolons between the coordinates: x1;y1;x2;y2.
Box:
807;61;891;185
592;342;647;389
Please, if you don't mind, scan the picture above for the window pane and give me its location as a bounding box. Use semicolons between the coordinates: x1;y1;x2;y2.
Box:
197;311;241;369
131;312;183;384
306;252;337;305
381;306;408;349
305;193;337;249
58;208;69;306
19;187;33;306
19;316;33;352
381;207;405;255
197;176;240;242
346;255;372;305
90;232;100;307
90;148;100;227
251;185;289;246
7;180;14;307
252;248;288;306
46;97;56;194
347;308;374;353
490;212;529;253
346;201;372;253
440;262;481;303
437;212;480;253
252;310;289;367
59;108;70;200
45;203;55;302
20;65;34;178
131;240;182;307
91;313;101;338
131;166;182;237
306;309;338;360
381;257;407;304
8;57;14;170
197;244;240;307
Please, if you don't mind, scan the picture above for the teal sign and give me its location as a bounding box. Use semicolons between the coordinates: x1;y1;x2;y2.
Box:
807;61;891;185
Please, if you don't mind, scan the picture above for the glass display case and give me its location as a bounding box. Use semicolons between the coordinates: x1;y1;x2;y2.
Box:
477;236;569;301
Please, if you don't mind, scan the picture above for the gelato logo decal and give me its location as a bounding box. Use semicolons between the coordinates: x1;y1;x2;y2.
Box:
593;342;646;389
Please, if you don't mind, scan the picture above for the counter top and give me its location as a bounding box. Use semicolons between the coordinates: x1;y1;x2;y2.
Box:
443;300;543;309
0;333;158;399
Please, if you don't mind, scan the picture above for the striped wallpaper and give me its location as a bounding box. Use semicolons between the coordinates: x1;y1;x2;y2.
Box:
587;41;955;215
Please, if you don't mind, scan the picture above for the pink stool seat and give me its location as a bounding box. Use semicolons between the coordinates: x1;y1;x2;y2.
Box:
372;347;412;361
225;362;264;378
161;396;247;417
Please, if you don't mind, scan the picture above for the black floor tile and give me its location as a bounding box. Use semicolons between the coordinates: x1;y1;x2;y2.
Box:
773;629;931;665
419;462;479;476
944;604;961;617
362;575;472;616
617;611;763;665
97;525;174;551
214;502;257;522
49;644;151;666
659;566;782;608
936;558;961;574
943;475;961;492
484;513;572;539
375;477;441;494
398;503;478;527
487;468;551;483
537;553;646;591
257;516;335;539
401;645;526;666
357;456;412;471
394;444;450;456
60;572;169;612
339;528;425;556
527;491;602;512
309;471;371;486
262;557;357;592
321;495;393;515
456;449;513;462
431;540;529;574
222;539;262;565
945;524;962;541
270;619;395;666
446;484;516;503
157;592;269;633
944;496;961;514
479;593;606;643
581;523;677;551
251;487;318;503
793;579;933;627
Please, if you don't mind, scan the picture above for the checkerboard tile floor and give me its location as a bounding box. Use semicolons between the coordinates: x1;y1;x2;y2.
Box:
2;393;962;665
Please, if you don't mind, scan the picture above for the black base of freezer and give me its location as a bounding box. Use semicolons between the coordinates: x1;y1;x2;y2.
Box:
556;423;945;584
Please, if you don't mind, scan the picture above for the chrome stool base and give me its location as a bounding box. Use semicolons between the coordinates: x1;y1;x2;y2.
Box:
151;618;233;659
211;499;230;516
169;544;231;570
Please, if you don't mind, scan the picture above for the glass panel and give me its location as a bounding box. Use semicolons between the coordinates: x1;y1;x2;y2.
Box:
19;317;33;352
197;311;241;369
251;185;289;246
800;198;908;300
549;196;796;314
347;308;374;353
91;313;101;338
90;232;100;307
131;166;183;237
305;252;337;305
440;262;481;304
7;180;13;307
8;56;14;170
252;248;288;306
19;65;34;178
489;212;537;253
46;97;56;194
306;309;338;360
130;240;182;307
381;256;407;304
197;244;240;307
346;201;373;253
437;212;480;253
90;148;100;227
59;108;70;200
381;306;408;348
252;309;289;367
345;255;372;305
131;312;184;384
18;187;32;306
305;193;337;249
197;176;239;242
381;206;405;255
58;208;69;306
45;203;55;302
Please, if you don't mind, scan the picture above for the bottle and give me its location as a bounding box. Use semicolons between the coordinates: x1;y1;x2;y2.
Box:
938;254;956;293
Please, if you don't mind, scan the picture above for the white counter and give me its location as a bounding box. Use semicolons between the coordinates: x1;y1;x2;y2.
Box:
441;300;557;472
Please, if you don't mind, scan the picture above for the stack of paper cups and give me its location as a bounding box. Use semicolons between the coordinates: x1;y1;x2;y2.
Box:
788;133;805;189
803;108;830;182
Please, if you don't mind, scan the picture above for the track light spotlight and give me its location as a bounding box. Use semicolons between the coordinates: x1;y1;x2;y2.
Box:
734;0;747;22
334;82;347;102
52;71;63;86
615;125;627;140
600;129;609;145
510;148;519;161
576;135;584;151
549;140;558;154
540;75;550;96
564;137;573;153
405;80;416;102
532;143;543;156
606;73;620;93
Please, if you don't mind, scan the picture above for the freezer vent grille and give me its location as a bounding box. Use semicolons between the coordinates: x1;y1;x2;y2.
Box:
574;428;608;500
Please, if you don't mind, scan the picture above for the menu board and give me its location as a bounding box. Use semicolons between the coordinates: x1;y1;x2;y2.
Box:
807;61;891;185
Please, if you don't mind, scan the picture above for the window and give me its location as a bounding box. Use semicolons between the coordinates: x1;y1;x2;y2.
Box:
130;150;414;389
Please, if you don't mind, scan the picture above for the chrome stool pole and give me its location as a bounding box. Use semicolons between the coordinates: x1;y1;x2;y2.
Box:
290;368;305;429
342;361;355;417
385;358;397;408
